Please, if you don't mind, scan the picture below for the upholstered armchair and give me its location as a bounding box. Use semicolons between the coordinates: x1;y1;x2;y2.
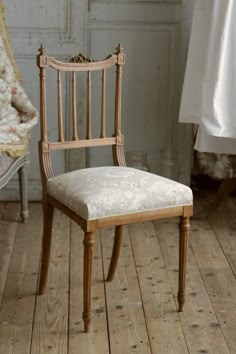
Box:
0;2;38;220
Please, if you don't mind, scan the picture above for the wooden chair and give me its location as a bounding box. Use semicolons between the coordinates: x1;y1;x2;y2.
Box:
37;45;193;333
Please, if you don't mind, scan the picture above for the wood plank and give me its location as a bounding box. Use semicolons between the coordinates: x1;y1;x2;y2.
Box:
0;202;20;222
31;209;70;354
68;222;109;354
101;225;152;354
0;203;43;354
231;195;236;207
188;210;236;353
129;222;189;354
0;203;20;308
199;195;236;277
0;202;6;219
154;218;230;354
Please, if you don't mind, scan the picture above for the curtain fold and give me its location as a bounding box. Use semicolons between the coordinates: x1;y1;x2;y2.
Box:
180;0;236;153
179;0;236;179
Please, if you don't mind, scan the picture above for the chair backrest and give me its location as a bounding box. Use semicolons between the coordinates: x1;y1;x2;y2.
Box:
37;44;126;185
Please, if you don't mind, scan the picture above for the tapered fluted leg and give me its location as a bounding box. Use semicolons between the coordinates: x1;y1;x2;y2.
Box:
18;164;29;223
178;216;190;312
38;203;54;295
106;225;123;282
83;231;95;333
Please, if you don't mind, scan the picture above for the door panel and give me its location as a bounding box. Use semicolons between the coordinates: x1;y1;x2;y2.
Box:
88;0;194;183
88;26;177;174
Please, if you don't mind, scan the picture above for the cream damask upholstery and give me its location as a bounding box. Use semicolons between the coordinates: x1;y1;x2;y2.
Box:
47;167;193;221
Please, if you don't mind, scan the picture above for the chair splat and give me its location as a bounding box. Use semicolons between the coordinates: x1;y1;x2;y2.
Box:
101;69;106;139
86;71;92;140
57;70;64;142
72;71;79;141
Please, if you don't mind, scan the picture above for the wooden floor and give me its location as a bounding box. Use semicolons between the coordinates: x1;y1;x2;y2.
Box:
0;190;236;353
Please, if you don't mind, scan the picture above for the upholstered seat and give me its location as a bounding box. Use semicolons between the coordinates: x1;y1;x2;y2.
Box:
47;166;193;221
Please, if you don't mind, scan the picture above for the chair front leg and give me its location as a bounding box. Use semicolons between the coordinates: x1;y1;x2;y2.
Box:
38;202;54;295
106;225;123;281
178;216;190;312
18;164;29;223
83;231;95;333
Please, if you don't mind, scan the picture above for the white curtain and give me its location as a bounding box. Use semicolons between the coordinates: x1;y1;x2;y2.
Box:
179;0;236;154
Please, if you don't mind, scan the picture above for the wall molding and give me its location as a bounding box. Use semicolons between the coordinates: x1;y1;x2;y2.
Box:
93;1;182;4
7;0;72;36
88;20;181;177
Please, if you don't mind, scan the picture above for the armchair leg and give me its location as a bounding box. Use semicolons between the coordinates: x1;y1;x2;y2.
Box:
83;231;95;333
18;164;29;223
178;216;190;312
38;203;54;295
106;225;123;281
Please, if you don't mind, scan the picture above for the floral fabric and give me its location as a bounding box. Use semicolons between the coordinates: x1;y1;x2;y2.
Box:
47;166;193;221
0;33;38;155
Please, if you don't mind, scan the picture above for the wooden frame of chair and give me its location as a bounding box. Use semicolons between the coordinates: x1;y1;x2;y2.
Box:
37;44;193;333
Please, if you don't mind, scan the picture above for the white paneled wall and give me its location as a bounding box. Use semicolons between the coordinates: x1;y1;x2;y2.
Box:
2;0;194;201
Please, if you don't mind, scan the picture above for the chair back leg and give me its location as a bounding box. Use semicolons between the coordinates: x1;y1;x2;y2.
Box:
178;216;190;312
38;203;54;295
106;225;123;281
